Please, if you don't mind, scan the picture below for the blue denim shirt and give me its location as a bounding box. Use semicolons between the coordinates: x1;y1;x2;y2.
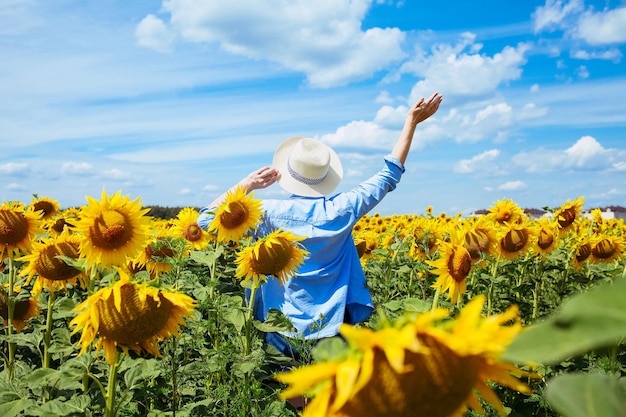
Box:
197;155;405;340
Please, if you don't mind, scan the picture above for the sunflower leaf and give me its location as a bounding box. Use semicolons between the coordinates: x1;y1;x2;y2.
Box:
545;373;626;417
253;308;296;333
503;277;626;364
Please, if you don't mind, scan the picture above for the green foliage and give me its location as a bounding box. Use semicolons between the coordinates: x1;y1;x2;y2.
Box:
1;219;625;417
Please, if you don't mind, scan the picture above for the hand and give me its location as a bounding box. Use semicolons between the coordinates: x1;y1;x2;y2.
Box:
240;166;280;192
409;92;443;126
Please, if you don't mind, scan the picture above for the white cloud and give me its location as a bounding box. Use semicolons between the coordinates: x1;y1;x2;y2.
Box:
61;162;93;175
613;162;626;171
5;182;25;191
321;120;397;149
374;104;409;128
403;33;530;99
202;184;219;191
135;14;175;53
571;48;622;62
576;6;626;45
154;0;406;87
565;135;606;167
375;91;394;105
577;65;589;78
497;180;527;191
178;187;191;195
439;102;525;144
512;136;622;173
102;168;131;180
454;149;501;174
532;0;584;32
0;162;29;174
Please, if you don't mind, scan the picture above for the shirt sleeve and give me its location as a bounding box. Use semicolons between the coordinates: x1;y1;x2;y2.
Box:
197;206;215;231
334;154;405;219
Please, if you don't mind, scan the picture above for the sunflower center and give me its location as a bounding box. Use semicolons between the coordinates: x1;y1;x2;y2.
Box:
0;291;33;321
537;229;555;250
464;229;490;260
90;210;133;249
219;202;249;230
558;207;577;228
500;229;529;254
36;242;82;281
575;243;591;262
447;248;472;282
338;333;481;417
592;239;615;259
98;283;173;345
32;201;56;218
0;210;29;246
250;238;293;276
183;224;203;242
495;210;512;223
147;243;175;259
51;218;71;234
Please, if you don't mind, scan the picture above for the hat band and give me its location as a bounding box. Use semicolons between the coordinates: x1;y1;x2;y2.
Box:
287;156;328;185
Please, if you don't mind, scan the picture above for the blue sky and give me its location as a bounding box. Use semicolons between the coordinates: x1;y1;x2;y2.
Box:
1;0;625;216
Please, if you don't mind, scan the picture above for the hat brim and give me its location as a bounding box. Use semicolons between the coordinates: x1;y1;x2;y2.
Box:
272;136;343;197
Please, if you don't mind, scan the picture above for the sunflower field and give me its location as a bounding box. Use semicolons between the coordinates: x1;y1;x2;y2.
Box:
0;191;625;417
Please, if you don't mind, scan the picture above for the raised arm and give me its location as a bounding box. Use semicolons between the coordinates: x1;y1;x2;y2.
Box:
391;92;443;165
207;166;280;208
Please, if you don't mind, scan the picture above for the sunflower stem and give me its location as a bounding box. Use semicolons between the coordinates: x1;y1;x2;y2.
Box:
105;351;122;417
487;255;500;316
43;289;56;369
431;286;441;311
244;284;259;356
170;337;179;417
6;255;16;382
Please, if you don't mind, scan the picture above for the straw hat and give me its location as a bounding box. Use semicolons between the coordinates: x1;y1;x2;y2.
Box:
272;136;343;197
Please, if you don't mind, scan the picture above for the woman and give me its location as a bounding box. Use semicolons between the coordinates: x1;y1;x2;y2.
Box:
197;92;443;358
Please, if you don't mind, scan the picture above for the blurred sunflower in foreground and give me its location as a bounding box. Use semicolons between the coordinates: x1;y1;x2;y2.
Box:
74;190;151;268
70;269;197;365
209;186;263;243
277;295;533;417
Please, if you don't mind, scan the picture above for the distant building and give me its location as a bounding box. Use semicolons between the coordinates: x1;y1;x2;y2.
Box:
470;206;626;220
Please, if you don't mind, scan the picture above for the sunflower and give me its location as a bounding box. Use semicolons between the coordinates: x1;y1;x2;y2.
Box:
132;235;181;277
534;217;559;257
496;221;537;260
74;190;151;268
408;217;440;261
209;186;263;242
171;207;211;251
0;201;43;259
589;233;625;264
426;230;473;305
29;196;61;220
277;295;532;417
0;286;40;332
18;232;86;296
486;198;525;225
462;216;498;263
571;235;593;270
353;230;379;261
554;196;584;234
69;269;197;365
235;229;308;287
46;207;79;235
